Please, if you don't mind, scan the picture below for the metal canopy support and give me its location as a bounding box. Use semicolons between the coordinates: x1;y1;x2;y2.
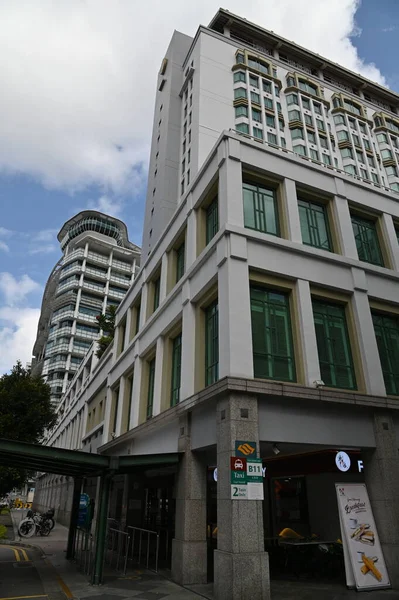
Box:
66;477;82;560
92;474;111;585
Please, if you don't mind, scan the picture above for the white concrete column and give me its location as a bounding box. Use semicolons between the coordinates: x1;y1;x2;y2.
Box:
180;298;196;401
152;336;164;417
160;253;168;302
130;354;142;429
114;376;126;437
218;141;243;228
350;270;386;395
186;207;197;268
102;386;113;443
283;178;302;243
139;282;149;328
332;195;358;259
295;279;321;386
218;242;253;379
124;308;132;349
381;212;399;271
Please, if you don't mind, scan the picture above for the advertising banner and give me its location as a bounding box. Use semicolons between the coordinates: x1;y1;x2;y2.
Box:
336;483;390;591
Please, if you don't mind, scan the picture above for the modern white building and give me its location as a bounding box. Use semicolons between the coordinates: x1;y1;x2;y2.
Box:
35;9;399;598
32;211;140;404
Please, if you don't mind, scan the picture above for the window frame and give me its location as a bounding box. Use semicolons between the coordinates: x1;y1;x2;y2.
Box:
298;198;332;251
205;301;219;386
243;181;280;236
351;213;384;267
170;333;182;406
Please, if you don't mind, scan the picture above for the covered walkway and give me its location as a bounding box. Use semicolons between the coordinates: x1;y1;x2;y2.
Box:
0;437;178;584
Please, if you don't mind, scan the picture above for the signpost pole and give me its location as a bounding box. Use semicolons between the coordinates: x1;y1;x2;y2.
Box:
66;477;83;560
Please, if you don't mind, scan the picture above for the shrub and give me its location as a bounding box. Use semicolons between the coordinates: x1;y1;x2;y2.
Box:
0;525;7;539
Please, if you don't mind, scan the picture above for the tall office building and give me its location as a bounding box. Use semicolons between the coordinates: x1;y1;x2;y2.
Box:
32;211;140;404
35;10;399;598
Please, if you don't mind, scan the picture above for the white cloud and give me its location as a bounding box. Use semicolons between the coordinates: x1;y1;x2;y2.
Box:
0;273;42;373
28;244;57;255
0;272;41;306
0;0;386;198
87;195;124;217
32;229;58;243
0;307;40;375
0;240;9;253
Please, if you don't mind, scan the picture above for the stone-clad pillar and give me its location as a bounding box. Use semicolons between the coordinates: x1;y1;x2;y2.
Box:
364;412;399;588
214;394;270;600
171;416;207;585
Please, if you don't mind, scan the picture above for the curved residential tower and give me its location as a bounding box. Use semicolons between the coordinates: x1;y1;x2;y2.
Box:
32;210;140;404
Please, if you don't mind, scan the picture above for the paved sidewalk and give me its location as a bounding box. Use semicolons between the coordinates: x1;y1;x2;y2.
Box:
10;510;204;600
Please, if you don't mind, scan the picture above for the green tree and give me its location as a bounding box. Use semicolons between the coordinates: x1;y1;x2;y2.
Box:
96;305;117;358
0;362;57;495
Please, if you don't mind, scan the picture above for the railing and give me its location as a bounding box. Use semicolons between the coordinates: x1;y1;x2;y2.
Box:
56;280;79;294
105;528;130;574
73;527;94;576
87;251;109;265
74;329;98;340
51;310;75;323
77;312;98;323
109;274;131;286
85;267;107;279
72;346;90;355
111;259;131;272
107;289;125;299
82;281;105;294
48;360;67;371
62;248;85;265
60;263;82;278
46;343;70;356
127;526;160;572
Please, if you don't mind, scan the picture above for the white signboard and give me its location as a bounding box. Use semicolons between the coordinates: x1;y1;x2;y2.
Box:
336;483;390;591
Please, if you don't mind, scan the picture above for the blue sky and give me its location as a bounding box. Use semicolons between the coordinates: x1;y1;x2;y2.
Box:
0;0;398;373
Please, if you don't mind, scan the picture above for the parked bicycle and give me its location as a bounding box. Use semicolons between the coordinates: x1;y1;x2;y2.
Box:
18;508;55;538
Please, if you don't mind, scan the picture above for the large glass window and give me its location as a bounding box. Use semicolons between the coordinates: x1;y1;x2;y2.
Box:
373;313;399;395
170;333;182;406
243;182;279;235
312;300;356;389
236;123;249;134
299;80;318;96
286;93;298;105
146;358;156;419
337;130;349;141
234;88;247;100
206;196;219;244
298;199;331;251
205;301;219;386
250;287;296;382
235;105;248;118
233;71;246;83
289;110;301;122
351;215;383;266
252;108;262;122
291;128;304;140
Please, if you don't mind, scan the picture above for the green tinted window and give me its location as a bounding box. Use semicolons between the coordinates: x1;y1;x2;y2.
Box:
206;196;219;244
250;287;296;382
351;215;383;266
312;301;356;389
205;301;219;386
243;182;279;235
372;313;399;395
298;199;331;251
170;334;182;406
153;277;160;311
146;358;156;419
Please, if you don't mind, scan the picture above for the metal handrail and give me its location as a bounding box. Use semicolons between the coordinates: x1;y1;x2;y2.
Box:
106;527;130;574
127;525;160;572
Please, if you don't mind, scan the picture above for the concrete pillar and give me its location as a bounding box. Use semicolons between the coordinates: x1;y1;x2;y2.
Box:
350;268;386;395
214;394;270;600
114;376;125;437
218;142;243;228
332;195;358;259
102;385;113;443
186;208;197;267
282;178;302;243
172;417;207;585
364;413;399;588
180;299;196;401
295;279;321;386
160;253;168;302
381;212;399;271
218;250;253;379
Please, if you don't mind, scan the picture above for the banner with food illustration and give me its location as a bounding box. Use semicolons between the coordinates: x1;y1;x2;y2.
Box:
336;483;390;591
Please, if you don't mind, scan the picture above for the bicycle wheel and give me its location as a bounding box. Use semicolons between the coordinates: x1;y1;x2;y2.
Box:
39;522;51;537
19;519;36;538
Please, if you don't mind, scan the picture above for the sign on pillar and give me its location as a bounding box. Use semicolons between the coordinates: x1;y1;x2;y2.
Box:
230;442;264;500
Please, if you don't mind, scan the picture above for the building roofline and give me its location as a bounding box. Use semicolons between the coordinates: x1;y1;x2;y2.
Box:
199;8;397;105
57;210;140;252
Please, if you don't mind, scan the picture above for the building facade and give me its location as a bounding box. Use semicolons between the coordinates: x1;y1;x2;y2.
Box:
32;211;140;404
35;10;399;598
